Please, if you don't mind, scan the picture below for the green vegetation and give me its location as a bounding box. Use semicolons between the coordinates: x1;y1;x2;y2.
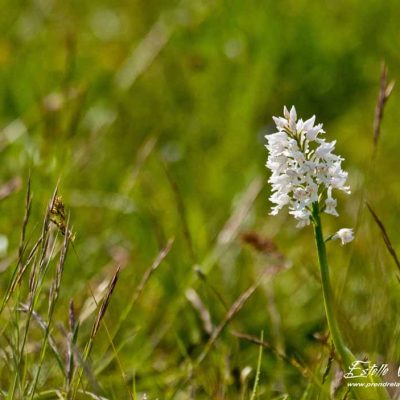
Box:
1;0;400;398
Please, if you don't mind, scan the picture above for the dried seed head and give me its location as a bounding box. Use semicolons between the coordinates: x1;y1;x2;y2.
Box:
50;195;75;240
69;299;76;332
91;266;120;340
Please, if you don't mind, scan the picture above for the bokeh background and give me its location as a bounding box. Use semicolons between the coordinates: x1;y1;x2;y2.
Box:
1;0;400;398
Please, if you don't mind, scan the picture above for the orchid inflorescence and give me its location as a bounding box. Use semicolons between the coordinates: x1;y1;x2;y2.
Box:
265;106;354;243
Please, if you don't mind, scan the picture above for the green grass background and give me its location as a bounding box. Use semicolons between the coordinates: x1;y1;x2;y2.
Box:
1;0;400;398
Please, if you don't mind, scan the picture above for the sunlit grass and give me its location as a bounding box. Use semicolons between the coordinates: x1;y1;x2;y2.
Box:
1;1;400;399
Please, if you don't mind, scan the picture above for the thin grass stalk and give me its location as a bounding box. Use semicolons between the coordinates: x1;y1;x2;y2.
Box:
66;299;77;394
68;245;131;394
18;233;57;366
57;321;101;399
16;304;65;376
366;202;400;274
87;266;120;357
195;272;263;367
194;266;229;311
28;219;71;398
232;330;310;379
29;188;58;292
5;318;24;399
110;239;173;343
0;178;32;314
19;176;32;261
163;165;195;263
16;190;58;397
0;176;22;201
249;331;264;400
373;62;395;151
71;267;120;398
80;282;131;397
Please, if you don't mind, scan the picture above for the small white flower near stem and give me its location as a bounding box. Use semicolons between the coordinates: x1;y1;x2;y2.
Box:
332;228;354;245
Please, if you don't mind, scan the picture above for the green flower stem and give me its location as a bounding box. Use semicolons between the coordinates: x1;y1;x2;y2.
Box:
312;203;354;367
311;202;390;400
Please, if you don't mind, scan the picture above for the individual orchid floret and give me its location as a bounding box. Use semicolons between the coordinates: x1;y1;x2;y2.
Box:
265;105;350;228
332;228;354;245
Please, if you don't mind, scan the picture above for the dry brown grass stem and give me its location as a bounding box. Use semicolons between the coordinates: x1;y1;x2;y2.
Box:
373;62;395;147
48;217;70;317
0;179;34;312
17;303;65;376
366;202;400;274
90;266;121;343
0;176;22;201
185;289;214;335
164;164;196;263
231;330;309;378
195;264;286;366
66;299;76;391
72;266;121;398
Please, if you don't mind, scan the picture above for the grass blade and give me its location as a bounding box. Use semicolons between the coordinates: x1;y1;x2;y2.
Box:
250;330;264;400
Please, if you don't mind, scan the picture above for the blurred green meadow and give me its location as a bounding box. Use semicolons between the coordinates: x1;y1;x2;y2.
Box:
1;0;400;398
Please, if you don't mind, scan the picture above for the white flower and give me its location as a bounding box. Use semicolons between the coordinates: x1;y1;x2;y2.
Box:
266;106;350;227
332;228;354;245
324;187;338;216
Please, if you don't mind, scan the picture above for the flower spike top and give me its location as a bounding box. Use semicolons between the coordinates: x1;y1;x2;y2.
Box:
266;106;350;228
